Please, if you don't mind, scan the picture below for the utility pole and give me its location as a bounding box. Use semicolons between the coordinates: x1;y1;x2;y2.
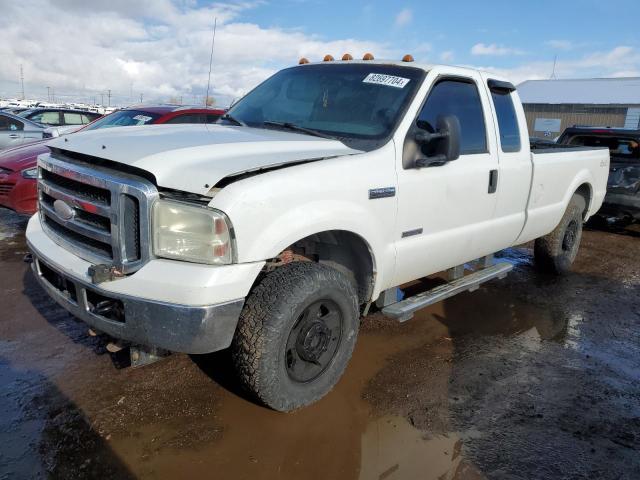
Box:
51;87;55;103
47;86;50;102
100;92;104;106
107;89;111;107
550;55;558;79
20;64;25;100
139;93;143;103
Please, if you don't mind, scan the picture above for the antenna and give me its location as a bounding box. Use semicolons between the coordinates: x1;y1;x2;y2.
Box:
205;17;218;106
550;55;558;79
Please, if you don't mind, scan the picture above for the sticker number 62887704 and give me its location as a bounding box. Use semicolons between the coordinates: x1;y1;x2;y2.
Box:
363;73;411;88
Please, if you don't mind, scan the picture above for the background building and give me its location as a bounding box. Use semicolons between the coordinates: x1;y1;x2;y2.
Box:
518;77;640;138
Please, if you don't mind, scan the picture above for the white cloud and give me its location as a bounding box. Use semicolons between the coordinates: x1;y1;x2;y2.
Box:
440;51;454;62
394;8;413;28
468;46;640;85
471;43;524;56
0;0;392;106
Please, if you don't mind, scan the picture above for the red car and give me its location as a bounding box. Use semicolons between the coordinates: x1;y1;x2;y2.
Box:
0;105;225;215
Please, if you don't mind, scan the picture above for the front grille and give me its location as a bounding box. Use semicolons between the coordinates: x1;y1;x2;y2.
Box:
37;152;158;273
0;184;14;196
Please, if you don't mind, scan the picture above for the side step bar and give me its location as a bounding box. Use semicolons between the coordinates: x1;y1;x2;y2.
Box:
382;262;513;322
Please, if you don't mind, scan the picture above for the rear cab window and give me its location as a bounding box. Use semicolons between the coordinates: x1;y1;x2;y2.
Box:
489;83;521;153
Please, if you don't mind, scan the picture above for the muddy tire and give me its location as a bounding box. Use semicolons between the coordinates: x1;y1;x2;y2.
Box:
231;262;359;412
534;194;586;275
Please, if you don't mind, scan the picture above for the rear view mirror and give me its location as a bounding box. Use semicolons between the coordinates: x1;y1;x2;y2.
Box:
413;115;461;168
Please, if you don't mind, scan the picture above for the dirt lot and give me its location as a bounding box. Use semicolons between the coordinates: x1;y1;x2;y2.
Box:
1;208;639;480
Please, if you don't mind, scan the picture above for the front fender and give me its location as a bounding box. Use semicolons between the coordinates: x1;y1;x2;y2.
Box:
211;144;399;297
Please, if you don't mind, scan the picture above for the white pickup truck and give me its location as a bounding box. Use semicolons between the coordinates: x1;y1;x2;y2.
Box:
26;58;609;411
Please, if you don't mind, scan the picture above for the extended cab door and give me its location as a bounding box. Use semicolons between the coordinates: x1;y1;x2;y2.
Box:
392;70;503;286
480;74;532;246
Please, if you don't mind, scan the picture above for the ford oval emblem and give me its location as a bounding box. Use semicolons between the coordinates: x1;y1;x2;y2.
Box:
53;199;75;221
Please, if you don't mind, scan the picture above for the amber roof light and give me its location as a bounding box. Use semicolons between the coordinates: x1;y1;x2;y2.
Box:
299;57;309;65
342;53;353;61
402;54;414;62
323;54;335;62
362;53;374;60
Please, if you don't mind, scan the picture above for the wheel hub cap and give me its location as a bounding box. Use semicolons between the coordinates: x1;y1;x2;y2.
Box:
296;322;331;363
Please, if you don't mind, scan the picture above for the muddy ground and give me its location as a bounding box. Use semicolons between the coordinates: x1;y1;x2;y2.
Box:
0;208;639;480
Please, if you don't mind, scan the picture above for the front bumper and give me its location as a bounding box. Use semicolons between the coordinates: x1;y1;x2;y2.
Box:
29;244;245;354
0;172;37;215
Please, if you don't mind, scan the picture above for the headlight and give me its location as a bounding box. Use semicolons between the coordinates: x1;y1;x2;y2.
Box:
152;200;234;265
21;167;38;179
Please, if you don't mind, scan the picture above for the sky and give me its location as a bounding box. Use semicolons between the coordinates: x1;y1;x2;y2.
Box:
1;0;639;107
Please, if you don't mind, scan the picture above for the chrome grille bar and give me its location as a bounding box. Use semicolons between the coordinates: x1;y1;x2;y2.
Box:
37;152;158;273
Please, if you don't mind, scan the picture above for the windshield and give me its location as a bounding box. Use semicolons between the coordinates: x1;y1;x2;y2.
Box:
226;63;425;150
85;110;161;130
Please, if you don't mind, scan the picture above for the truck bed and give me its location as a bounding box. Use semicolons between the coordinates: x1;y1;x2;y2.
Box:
516;144;610;244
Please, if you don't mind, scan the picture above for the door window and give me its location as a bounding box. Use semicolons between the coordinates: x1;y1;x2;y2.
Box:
29;111;61;125
491;90;521;152
63;112;85;125
0;115;24;131
417;79;487;155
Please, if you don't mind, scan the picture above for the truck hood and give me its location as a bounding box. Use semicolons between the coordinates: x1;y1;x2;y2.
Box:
47;124;362;194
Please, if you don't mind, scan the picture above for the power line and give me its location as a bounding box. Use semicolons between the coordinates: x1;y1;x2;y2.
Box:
205;17;217;107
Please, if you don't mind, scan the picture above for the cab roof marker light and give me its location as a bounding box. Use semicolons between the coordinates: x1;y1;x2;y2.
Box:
363;53;374;61
342;53;353;61
402;54;414;62
323;54;334;62
299;57;309;65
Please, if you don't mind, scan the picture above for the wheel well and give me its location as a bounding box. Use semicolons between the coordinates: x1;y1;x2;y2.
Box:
574;183;592;219
267;230;375;305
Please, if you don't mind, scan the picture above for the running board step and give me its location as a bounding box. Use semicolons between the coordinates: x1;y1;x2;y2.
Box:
382;262;513;322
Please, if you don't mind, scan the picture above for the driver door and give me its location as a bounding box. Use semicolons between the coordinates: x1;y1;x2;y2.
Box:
392;73;500;286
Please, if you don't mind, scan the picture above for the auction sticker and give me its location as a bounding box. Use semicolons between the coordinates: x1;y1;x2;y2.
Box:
363;73;410;88
133;115;153;122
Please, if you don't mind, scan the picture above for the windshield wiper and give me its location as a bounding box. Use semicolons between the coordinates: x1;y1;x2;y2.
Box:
262;121;337;140
219;113;246;126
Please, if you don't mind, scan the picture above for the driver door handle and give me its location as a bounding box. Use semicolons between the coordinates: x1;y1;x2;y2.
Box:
488;169;498;194
9;134;20;139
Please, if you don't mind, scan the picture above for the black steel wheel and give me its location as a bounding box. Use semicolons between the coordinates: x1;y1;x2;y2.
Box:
285;299;343;383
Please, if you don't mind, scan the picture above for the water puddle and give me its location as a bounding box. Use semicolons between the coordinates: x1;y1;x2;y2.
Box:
359;415;464;480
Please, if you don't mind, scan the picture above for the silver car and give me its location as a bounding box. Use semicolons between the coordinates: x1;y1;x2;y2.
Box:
0;111;46;150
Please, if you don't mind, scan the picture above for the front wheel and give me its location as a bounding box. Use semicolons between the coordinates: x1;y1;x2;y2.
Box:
534;193;586;275
231;261;359;411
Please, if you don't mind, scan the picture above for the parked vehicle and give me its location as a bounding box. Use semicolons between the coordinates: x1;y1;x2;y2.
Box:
17;108;102;127
558;126;639;222
0;111;46;150
25;58;608;411
0;105;226;215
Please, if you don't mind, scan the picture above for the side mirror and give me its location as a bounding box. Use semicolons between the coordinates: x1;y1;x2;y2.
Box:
413;115;461;168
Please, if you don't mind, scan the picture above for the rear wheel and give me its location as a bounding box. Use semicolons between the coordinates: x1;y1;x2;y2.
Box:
534;194;586;275
231;261;359;411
